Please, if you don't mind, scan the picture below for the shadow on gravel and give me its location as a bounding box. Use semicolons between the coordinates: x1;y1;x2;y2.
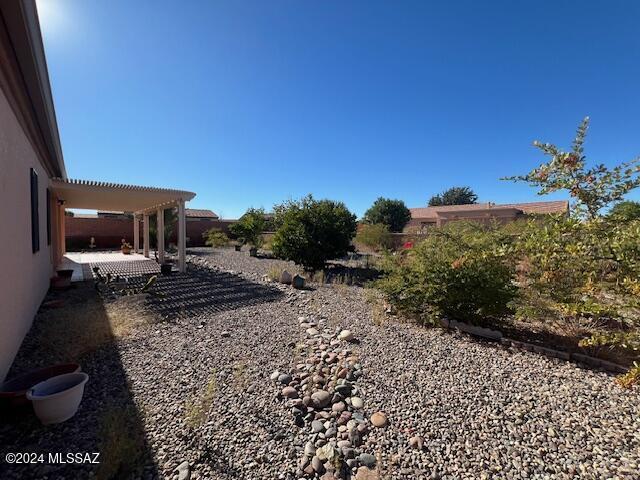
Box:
134;264;284;320
0;283;157;480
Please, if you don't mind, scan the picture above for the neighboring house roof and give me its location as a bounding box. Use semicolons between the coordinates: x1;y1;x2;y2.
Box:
186;209;219;219
410;200;569;220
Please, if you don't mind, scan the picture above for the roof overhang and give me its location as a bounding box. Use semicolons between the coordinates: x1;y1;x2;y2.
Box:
51;178;196;213
0;0;65;177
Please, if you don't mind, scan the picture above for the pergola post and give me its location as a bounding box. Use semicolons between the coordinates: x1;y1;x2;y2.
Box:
133;215;140;253
178;199;186;272
143;214;150;258
157;208;165;264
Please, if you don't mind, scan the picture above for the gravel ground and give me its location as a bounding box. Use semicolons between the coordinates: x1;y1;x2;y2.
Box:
1;247;638;479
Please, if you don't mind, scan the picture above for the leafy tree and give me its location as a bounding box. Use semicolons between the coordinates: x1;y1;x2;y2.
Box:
362;197;411;232
355;223;393;252
503;117;640;219
229;208;266;248
271;195;357;270
428;186;478;206
608;201;640;222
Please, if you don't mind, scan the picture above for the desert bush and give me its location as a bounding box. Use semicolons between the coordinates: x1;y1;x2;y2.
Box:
376;222;517;325
512;216;640;324
203;228;229;247
362;197;411;232
229;208;266;248
355;223;393;252
272;195;357;271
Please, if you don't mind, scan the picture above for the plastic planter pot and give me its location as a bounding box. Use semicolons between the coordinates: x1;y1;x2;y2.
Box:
160;263;173;275
56;269;74;279
0;363;80;410
234;245;242;252
249;247;258;257
26;372;89;425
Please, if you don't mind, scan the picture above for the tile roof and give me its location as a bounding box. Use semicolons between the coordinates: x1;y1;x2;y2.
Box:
186;208;219;219
410;200;569;219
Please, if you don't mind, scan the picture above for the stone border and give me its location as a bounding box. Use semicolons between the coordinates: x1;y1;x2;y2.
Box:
500;338;627;374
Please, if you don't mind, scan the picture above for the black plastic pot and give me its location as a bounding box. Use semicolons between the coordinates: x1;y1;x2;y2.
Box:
249;247;258;257
56;269;74;279
160;264;173;275
234;245;242;252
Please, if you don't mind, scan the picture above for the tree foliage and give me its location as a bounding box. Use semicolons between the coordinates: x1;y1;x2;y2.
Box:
428;186;478;206
271;195;357;270
608;201;640;222
362;197;411;232
503;117;640;219
229;208;266;248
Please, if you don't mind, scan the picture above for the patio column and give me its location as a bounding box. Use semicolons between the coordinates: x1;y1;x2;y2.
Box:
133;215;140;253
143;213;150;258
60;204;66;255
178;199;186;272
157;208;165;264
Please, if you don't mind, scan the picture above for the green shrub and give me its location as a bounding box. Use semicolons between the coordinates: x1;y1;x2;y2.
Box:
271;195;357;271
362;197;411;232
512;216;640;324
229;208;266;248
355;223;393;252
203;228;229;248
376;222;517;325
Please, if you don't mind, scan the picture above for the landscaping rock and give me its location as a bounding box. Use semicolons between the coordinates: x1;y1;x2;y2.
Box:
292;274;305;289
279;270;293;284
370;412;388;428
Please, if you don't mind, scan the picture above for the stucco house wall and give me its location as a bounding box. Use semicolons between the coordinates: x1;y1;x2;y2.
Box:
0;86;54;381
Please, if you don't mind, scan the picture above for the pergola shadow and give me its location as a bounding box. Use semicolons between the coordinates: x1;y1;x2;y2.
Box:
96;263;285;320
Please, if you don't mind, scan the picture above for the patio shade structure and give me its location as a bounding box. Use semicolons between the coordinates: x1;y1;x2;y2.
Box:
49;178;196;272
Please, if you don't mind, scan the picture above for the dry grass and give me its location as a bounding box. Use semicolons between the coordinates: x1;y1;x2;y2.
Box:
96;404;146;480
231;360;250;392
34;290;155;364
185;370;217;429
365;288;389;326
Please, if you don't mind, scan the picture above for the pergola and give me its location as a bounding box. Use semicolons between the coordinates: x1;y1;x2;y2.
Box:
50;178;196;272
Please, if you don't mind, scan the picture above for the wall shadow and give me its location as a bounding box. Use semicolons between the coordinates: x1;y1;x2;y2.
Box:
0;283;158;480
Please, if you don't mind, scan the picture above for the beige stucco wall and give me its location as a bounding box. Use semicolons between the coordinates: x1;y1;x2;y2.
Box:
0;86;54;382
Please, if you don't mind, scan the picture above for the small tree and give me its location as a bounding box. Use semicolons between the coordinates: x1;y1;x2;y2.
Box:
203;228;229;247
362;197;411;232
503;117;640;219
355;223;393;252
608;201;640;222
428;186;478;206
271;195;357;270
229;208;266;248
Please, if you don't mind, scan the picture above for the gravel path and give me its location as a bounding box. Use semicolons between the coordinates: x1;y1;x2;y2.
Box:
2;247;638;479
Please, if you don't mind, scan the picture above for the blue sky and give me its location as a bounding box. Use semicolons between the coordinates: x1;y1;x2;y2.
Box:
37;0;640;218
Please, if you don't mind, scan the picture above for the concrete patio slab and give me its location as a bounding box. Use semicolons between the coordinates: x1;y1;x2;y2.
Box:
60;252;159;282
